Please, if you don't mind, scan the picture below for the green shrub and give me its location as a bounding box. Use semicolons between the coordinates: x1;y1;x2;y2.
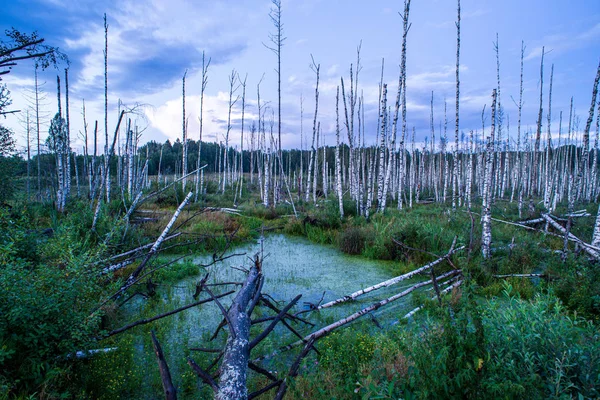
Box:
338;226;367;255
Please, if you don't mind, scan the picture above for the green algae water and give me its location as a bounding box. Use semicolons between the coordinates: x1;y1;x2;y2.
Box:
80;234;429;399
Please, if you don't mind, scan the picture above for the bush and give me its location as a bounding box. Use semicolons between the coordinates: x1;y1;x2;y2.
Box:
338;226;367;255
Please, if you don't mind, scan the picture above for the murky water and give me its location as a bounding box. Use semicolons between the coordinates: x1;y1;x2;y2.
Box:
109;234;428;398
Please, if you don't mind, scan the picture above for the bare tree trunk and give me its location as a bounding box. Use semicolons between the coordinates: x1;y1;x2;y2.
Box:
299;94;303;197
150;331;177;400
543;64;554;210
514;42;525;211
335;87;344;218
533;47;545;197
223;70;239;194
182;70;188;190
104;13;110;202
466;129;473;210
196;53;210;202
216;264;262;400
237;73;247;201
592;204;600;249
306;57;319;202
64;68;71;201
398;0;411;210
482;89;497;259
576;61;600;202
453;0;460;211
35;67;42;195
377;84;388;209
25;110;30;200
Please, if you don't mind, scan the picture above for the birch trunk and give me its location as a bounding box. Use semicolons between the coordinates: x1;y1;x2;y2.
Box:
482;89;497;259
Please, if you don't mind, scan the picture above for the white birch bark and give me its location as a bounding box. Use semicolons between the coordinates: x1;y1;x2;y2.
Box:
377;84;388;210
482;89;497;259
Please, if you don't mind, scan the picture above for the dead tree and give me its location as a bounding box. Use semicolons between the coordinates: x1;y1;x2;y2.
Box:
103;13;110;201
265;0;286;164
306;56;319;202
151;331;177;400
453;0;461;210
335;86;344;218
398;0;411;209
181;70;188;190
195;52;210;202
482;90;497;259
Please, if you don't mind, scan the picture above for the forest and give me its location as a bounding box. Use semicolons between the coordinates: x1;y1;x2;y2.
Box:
1;0;600;399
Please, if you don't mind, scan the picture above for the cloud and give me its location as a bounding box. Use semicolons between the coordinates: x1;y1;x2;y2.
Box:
524;22;600;61
61;0;257;100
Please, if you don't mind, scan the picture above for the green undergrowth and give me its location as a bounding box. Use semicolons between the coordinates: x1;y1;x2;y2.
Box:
1;184;599;398
287;283;600;399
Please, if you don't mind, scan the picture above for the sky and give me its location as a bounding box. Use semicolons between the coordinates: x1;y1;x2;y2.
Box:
1;0;599;154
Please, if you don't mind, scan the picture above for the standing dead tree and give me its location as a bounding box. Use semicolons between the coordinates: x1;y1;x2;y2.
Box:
195;52;210;202
453;0;461;211
264;0;286;169
482;89;497;259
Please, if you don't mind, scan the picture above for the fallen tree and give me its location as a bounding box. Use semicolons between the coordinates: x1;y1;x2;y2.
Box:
312;239;463;311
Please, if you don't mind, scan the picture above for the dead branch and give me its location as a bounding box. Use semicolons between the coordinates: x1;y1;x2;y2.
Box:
249;294;302;350
267;270;460;359
541;213;600;258
274;337;317;400
102;290;234;338
313;241;464;310
151;331;177;400
188;357;219;392
403;278;463;319
493;273;547;278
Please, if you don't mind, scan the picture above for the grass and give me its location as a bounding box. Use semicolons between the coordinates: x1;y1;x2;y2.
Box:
3;180;600;399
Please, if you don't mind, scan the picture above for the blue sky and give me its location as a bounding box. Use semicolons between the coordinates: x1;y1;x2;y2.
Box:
1;0;599;152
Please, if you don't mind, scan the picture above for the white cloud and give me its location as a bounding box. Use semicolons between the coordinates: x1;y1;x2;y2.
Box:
524;22;600;61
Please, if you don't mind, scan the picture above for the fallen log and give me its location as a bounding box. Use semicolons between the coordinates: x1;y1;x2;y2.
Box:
66;347;117;359
103;232;182;263
402;279;463;319
215;263;263;400
541;213;600;259
493;273;547;278
116;192;194;300
138;165;207;206
151;331;177;400
518;217;545;225
314;241;464;311
275;270;460;356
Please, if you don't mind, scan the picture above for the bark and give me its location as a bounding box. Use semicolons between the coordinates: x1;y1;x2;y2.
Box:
398;0;411;210
335;87;344;218
453;0;461;210
377;84;388;209
592;205;600;248
533;47;544;196
287;271;459;352
317;241;463;310
104;14;110;201
576;61;600;201
306;58;319;202
195;53;210;202
482;89;497;259
403;279;463;319
114;191;193;297
216;264;263;400
542;213;599;259
182;70;188;190
151;331;177;400
64;68;71;201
